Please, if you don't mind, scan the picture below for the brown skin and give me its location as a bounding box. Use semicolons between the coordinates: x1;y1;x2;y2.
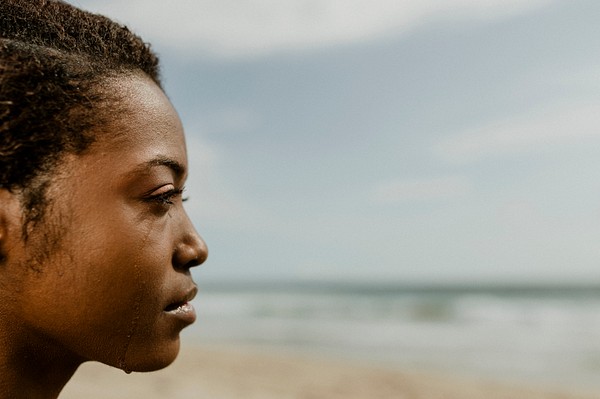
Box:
0;73;207;399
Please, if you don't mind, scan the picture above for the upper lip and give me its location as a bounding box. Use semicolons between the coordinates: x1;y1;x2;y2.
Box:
164;285;197;311
184;285;198;302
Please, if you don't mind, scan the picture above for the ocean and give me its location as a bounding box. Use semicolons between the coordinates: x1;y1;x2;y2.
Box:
185;281;600;394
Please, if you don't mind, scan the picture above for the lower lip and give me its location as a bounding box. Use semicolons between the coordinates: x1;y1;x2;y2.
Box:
164;302;196;324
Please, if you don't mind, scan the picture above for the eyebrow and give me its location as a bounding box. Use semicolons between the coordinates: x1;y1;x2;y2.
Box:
137;156;186;178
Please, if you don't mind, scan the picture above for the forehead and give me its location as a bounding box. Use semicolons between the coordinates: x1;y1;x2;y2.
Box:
84;74;188;175
101;74;185;150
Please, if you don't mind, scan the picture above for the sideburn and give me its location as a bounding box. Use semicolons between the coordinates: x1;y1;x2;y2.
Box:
19;178;71;273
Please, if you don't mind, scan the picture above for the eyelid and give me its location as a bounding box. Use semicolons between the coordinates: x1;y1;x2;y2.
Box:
148;183;176;197
143;184;186;207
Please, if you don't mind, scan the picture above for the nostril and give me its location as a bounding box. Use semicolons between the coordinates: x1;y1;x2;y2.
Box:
182;253;203;270
174;235;207;270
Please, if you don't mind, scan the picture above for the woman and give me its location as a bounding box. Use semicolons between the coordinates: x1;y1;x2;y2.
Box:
0;0;208;397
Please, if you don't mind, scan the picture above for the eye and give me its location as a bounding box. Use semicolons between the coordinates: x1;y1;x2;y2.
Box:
146;185;186;206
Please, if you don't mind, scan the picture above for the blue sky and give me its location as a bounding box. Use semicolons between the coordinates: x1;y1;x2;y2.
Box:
71;0;600;283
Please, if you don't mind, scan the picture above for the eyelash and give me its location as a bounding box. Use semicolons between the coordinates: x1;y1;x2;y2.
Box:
149;187;187;205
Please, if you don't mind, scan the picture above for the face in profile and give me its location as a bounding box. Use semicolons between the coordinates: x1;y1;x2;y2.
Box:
3;73;207;372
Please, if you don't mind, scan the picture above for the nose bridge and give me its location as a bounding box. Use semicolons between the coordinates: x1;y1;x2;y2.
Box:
174;209;208;269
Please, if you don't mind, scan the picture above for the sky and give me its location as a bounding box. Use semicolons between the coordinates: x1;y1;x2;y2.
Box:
70;0;600;284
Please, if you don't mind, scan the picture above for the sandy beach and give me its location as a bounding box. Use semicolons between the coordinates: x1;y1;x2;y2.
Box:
61;344;597;399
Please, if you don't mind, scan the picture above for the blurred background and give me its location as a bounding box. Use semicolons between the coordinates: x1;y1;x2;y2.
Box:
71;0;600;394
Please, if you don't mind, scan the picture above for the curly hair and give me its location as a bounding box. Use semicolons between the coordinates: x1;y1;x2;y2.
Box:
0;0;161;230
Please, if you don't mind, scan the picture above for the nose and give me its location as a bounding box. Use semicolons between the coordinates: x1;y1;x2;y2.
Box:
173;215;208;270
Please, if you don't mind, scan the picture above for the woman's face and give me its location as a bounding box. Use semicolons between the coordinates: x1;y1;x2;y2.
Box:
5;74;207;372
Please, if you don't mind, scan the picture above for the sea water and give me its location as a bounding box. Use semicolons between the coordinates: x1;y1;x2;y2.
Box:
185;281;600;393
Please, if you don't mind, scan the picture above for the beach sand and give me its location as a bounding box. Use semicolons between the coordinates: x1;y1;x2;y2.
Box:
61;344;597;399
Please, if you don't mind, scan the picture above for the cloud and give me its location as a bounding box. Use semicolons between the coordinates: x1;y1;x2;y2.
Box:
371;175;472;203
183;134;244;226
71;0;552;59
199;108;262;134
435;104;600;163
184;133;275;232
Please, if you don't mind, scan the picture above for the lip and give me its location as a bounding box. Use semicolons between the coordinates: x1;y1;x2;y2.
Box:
163;286;198;325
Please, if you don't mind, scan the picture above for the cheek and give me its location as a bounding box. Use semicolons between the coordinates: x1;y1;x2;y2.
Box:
96;226;181;370
80;227;172;322
19;218;174;366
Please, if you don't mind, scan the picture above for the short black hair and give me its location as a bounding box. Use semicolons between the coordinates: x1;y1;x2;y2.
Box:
0;0;161;229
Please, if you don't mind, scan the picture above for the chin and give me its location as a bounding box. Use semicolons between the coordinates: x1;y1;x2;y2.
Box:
118;339;181;373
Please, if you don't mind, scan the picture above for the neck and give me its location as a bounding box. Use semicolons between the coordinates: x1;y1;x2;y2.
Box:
0;325;82;399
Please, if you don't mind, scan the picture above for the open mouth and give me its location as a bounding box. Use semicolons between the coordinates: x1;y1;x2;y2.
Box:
164;301;188;312
163;286;197;321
